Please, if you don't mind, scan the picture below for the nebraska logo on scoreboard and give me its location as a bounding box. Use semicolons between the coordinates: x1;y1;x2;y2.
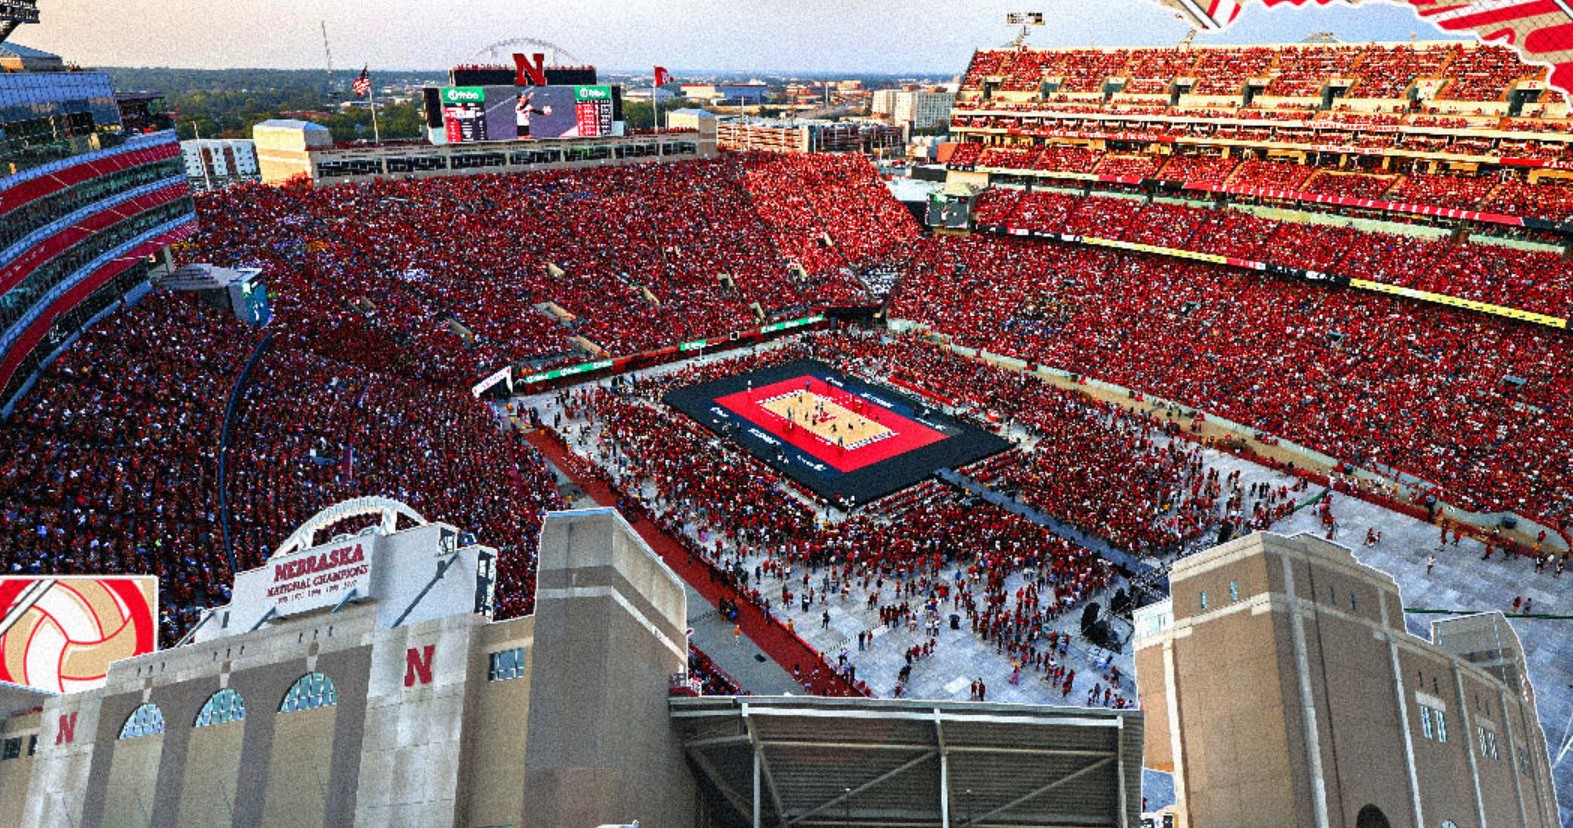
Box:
0;576;158;693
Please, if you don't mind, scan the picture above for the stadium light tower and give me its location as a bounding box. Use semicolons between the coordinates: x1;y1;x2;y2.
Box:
1005;12;1045;48
0;0;41;44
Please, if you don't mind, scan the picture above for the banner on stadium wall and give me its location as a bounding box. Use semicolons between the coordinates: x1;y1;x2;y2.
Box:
1349;279;1569;329
471;365;513;398
522;358;615;385
760;314;825;334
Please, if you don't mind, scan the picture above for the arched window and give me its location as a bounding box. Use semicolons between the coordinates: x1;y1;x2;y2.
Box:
279;672;338;713
119;703;165;739
1356;805;1392;828
194;688;247;727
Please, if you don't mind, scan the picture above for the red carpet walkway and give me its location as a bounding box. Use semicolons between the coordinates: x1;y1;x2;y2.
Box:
524;428;866;697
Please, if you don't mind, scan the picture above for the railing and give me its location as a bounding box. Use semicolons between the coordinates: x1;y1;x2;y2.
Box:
217;332;274;577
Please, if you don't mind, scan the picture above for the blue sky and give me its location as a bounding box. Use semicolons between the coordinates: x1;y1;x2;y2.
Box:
23;0;1466;73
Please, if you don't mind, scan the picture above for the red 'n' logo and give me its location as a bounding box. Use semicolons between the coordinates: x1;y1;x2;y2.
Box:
56;712;76;745
513;53;547;87
404;645;434;688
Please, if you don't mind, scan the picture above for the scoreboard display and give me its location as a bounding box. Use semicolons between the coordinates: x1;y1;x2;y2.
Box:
431;84;623;144
440;87;489;142
572;86;616;137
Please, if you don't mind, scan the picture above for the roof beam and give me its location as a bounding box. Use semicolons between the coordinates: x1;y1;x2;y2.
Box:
961;756;1116;827
685;733;752;750
738;706;1124;728
746;717;790;827
738;739;1112;757
936;712;952;828
786;749;937;826
686;745;756;824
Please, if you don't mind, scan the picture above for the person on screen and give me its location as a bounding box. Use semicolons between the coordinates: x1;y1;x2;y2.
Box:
516;92;553;138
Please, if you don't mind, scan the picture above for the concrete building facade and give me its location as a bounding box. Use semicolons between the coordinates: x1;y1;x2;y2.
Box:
180;138;259;189
892;90;957;131
1135;532;1559;828
0;504;692;828
0;500;1149;828
251;118;717;187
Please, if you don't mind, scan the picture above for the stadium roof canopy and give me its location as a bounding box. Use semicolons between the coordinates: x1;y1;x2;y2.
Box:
671;696;1143;828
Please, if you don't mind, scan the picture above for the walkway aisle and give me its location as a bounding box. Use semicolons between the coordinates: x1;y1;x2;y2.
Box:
524;428;864;697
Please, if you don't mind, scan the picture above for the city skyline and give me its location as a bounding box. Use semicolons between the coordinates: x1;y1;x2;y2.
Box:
22;0;1467;73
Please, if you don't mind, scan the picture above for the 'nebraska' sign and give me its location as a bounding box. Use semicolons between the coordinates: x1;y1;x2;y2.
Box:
265;541;372;613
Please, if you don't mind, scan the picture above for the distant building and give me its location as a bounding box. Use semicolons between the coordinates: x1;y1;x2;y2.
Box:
892;90;956;131
181;138;259;189
871;89;898;117
666;108;718;133
1135;532;1559;828
679;83;768;104
623;87;678;102
718;117;906;156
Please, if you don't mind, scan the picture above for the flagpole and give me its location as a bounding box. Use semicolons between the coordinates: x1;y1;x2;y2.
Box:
368;74;382;145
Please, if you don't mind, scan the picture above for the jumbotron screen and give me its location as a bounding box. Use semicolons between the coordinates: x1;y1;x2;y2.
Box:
430;84;623;143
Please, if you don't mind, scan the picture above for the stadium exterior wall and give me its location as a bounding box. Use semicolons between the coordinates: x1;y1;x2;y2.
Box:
1134;532;1559;828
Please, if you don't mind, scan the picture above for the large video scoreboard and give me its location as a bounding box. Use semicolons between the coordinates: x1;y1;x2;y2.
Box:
427;84;623;144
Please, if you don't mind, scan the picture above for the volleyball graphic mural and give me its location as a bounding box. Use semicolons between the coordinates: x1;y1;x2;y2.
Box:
0;577;158;693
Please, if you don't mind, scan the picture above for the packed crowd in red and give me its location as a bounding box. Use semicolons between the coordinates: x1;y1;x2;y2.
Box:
0;291;565;640
888;234;1573;540
972;187;1573;317
954;142;1573;225
960;42;1543;101
183;153;918;386
0;297;258;642
225;346;562;620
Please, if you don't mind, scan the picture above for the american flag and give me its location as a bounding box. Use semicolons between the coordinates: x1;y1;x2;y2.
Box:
353;66;371;99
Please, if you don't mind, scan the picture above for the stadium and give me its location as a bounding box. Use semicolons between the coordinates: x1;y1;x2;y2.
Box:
1;1;1572;826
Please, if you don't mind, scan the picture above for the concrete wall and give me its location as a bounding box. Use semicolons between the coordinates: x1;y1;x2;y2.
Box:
1138;533;1560;828
457;618;535;828
11;508;707;828
353;612;486;828
523;509;694;828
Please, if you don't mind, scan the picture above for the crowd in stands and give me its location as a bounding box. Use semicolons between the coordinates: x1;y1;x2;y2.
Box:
1302;170;1399;200
1383;171;1500;212
971;187;1573;317
888;234;1573;540
225;346;562;620
831;335;1232;553
1226;158;1316;191
1440;44;1543;101
184;153;918;386
1480;177;1573;223
0;289;567;641
1154;154;1241;187
0;297;259;642
687;646;744;695
959;42;1543;102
